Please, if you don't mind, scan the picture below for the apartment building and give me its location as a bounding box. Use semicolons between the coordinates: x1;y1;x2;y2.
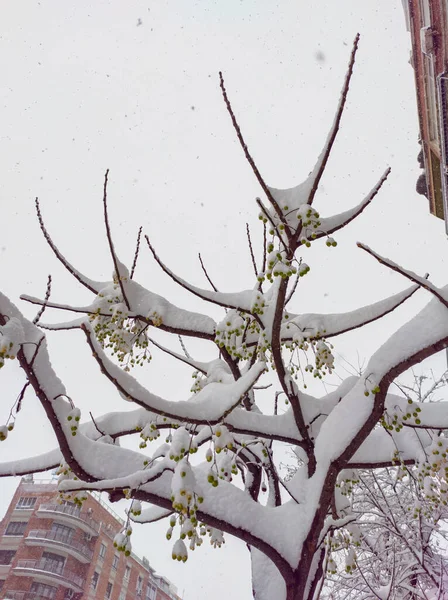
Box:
0;478;182;600
402;0;448;228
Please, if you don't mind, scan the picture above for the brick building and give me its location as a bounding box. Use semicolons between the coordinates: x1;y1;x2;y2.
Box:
402;0;448;228
0;478;182;600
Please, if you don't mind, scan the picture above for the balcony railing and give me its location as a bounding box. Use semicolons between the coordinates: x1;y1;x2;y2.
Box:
4;592;41;600
37;502;100;534
26;529;93;561
15;558;85;590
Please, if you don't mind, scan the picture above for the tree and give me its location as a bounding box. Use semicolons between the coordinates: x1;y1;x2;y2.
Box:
1;35;448;600
315;372;448;599
321;467;448;599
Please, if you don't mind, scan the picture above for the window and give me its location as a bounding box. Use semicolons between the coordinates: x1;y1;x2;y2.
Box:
50;522;74;542
5;521;27;536
0;581;4;591
124;565;131;580
106;581;113;599
112;553;119;571
42;551;65;574
92;571;100;590
146;583;157;600
30;582;57;599
136;575;143;595
99;542;107;560
0;550;15;565
16;496;36;510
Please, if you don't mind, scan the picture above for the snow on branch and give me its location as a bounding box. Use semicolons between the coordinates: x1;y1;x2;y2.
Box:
304;33;360;209
146;235;256;312
82;322;266;424
0;448;61;477
315;167;391;239
148;337;215;375
102;169;131;310
280;284;418;342
358;242;448;309
21;295;110;318
218;72;292;242
35;198;102;294
23;275;217;341
315;293;448;468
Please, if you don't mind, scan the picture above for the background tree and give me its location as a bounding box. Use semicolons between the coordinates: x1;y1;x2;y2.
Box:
311;371;448;599
1;36;448;600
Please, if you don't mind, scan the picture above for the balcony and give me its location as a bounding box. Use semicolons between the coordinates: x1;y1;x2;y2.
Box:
14;558;85;592
25;529;93;563
36;503;100;536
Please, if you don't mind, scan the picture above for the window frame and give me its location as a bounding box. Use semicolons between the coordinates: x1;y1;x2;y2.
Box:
91;570;100;590
16;496;37;510
146;583;157;600
0;550;16;565
50;522;74;542
99;542;107;560
5;521;27;536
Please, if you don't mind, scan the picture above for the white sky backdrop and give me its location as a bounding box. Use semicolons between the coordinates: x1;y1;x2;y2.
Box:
1;1;448;598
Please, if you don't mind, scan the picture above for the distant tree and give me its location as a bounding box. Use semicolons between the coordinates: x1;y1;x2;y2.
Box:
2;35;448;600
313;372;448;599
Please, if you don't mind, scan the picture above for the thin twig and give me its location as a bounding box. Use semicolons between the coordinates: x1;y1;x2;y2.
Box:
35;198;98;294
178;335;191;359
16;381;30;413
256;198;288;253
246;223;258;278
22;295;111;318
198;253;218;292
102;170;130;310
33;275;52;324
130;226;143;280
29;336;45;368
219;71;291;240
262;221;267;273
89;412;107;437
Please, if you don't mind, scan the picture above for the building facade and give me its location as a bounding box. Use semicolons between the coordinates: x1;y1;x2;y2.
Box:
0;479;182;600
403;0;448;228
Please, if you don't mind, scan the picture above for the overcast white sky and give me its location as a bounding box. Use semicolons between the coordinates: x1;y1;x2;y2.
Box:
1;1;448;599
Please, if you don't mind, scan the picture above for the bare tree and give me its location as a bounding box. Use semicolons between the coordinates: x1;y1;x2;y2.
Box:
1;36;448;600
